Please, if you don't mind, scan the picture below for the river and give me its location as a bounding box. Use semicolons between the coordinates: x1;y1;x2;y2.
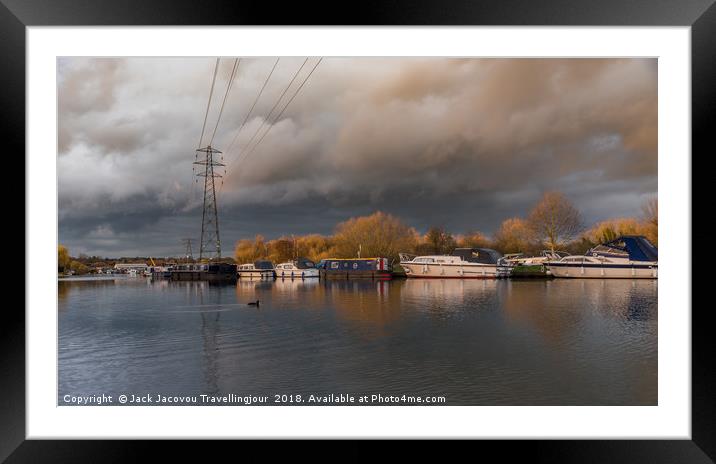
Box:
58;276;657;405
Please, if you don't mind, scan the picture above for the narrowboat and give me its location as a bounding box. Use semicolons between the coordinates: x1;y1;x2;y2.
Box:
317;258;392;280
399;247;510;278
546;236;658;279
169;263;238;282
275;257;320;278
150;265;172;279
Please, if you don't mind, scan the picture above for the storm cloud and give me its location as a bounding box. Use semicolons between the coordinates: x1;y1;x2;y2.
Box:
58;57;657;257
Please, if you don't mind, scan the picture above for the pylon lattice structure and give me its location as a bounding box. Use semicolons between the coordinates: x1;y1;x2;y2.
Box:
181;238;195;262
194;146;224;260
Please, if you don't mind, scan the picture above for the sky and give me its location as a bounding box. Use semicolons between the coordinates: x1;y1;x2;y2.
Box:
58;57;657;258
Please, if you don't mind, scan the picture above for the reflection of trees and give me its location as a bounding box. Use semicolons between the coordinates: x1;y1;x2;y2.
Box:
501;279;657;346
399;279;499;320
500;280;576;346
271;278;320;297
58;279;118;307
58;281;70;303
327;280;402;331
239;279;405;334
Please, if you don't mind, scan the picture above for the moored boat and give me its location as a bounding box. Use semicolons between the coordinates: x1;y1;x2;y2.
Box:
150;265;172;279
276;257;320;279
317;258;392;280
399;247;510;278
237;260;276;279
169;263;238;282
546;235;657;279
501;250;569;277
502;250;569;266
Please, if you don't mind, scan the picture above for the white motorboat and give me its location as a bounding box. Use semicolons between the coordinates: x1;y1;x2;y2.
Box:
546;236;658;279
275;257;320;278
502;250;569;266
237;260;276;279
399;247;510;278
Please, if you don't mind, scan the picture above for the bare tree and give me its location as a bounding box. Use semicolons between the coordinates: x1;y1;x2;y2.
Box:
642;196;658;227
527;191;584;252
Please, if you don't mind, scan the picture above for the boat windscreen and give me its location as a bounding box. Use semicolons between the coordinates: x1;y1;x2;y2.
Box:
295;257;316;269
254;260;274;269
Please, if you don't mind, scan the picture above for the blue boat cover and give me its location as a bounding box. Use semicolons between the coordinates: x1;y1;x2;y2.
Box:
595;236;658;262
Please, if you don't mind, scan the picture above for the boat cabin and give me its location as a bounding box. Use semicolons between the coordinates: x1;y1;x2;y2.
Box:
450;248;503;265
317;257;390;272
588;236;658;262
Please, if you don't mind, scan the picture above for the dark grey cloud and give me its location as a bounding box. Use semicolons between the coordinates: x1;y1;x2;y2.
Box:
58;57;657;257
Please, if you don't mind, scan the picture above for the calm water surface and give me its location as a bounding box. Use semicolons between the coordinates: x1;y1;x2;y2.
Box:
58;277;657;405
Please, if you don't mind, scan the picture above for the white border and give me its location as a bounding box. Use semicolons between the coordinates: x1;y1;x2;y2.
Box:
27;27;691;438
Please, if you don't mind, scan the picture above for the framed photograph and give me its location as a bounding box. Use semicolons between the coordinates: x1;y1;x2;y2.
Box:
7;0;712;458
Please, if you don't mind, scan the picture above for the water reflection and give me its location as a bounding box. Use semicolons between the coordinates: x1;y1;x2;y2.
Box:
400;278;501;321
199;284;221;395
58;277;657;405
58;277;118;304
325;280;401;331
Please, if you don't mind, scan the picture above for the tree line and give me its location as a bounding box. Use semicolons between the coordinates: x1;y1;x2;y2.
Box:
234;191;658;264
58;191;658;269
57;248;186;275
57;245;91;275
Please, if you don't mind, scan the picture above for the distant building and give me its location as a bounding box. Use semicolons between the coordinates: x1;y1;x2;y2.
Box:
113;263;149;271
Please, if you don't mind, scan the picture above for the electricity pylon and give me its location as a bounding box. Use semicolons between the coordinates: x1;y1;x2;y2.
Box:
181;238;195;263
194;145;224;260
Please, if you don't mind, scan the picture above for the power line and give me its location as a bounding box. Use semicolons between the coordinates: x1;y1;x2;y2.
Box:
235;57;323;170
223;57;280;159
209;58;241;146
192;58;220;200
219;58;310;196
198;58;220;150
223;57;309;177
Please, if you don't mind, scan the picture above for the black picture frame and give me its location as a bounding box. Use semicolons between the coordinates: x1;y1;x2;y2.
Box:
4;0;713;460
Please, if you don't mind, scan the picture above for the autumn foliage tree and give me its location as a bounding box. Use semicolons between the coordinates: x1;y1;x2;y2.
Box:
267;238;295;264
58;245;70;273
421;226;457;254
234;235;268;264
493;218;538;254
583;216;657;247
583;218;643;244
294;234;335;262
69;260;89;275
332;211;417;261
528;191;584;252
234;234;336;264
